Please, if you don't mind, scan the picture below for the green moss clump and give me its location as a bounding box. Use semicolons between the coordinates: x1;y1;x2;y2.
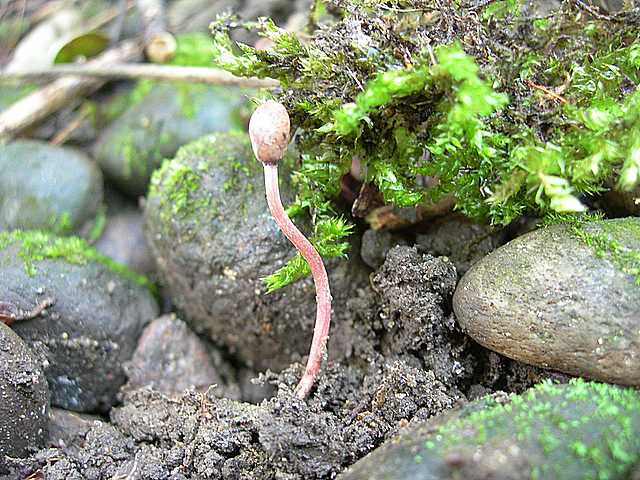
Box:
428;379;640;479
0;230;154;291
210;0;640;289
149;158;208;223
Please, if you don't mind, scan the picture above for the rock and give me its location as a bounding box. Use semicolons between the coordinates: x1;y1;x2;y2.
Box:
416;215;506;277
0;231;159;412
453;218;640;386
93;83;246;196
47;408;100;448
94;207;155;276
0;140;103;232
360;228;407;269
145;131;369;372
0;323;49;462
124;314;221;394
340;379;640;480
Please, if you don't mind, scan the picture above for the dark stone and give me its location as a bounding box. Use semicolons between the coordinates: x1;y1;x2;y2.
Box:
0;235;159;412
0;140;103;232
93;83;246;197
95;207;156;276
340;380;640;480
0;323;49;462
144;132;370;371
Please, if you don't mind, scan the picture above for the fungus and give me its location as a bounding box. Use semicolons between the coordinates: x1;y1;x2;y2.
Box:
249;100;332;399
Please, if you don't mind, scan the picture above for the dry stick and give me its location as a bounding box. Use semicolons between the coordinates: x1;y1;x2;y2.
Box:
0;39;142;141
249;101;332;399
0;63;279;88
135;0;176;63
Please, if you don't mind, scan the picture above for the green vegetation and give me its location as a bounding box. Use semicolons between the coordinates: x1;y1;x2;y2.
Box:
210;0;640;290
0;230;154;291
426;379;640;479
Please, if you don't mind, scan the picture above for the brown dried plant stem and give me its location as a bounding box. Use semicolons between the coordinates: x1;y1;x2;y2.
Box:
262;164;332;399
0;40;141;141
0;64;279;88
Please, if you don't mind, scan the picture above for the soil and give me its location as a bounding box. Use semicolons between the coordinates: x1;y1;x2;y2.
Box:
1;246;567;479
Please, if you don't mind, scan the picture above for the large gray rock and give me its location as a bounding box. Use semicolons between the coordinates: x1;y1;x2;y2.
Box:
340;379;640;480
0;140;103;232
93;83;246;197
145;131;370;372
0;323;49;463
453;218;640;385
0;231;159;412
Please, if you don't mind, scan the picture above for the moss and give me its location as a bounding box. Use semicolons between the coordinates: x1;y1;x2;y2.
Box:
425;379;640;479
86;207;107;244
149;158;208;223
571;217;640;285
210;1;640;289
0;230;155;292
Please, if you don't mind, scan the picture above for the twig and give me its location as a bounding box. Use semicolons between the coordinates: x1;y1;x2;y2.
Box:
0;63;279;88
526;80;568;104
135;0;176;62
0;297;55;326
0;40;141;141
49;106;92;145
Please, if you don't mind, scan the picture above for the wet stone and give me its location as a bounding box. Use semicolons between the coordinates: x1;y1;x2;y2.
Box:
0;231;159;412
93;83;246;197
94;206;156;276
415;215;507;277
0;140;103;233
144;131;370;372
453;218;640;386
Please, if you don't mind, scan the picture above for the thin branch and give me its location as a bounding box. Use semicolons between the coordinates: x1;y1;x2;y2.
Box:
0;63;279;88
0;40;142;142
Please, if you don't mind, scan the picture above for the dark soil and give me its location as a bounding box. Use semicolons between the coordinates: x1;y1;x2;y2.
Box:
1;245;567;479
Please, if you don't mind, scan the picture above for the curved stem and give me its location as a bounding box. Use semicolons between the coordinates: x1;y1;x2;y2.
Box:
263;164;332;399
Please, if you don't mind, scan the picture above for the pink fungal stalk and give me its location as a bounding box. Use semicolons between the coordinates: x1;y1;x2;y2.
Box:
249;100;332;399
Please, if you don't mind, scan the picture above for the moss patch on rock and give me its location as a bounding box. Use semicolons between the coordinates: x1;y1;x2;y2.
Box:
0;230;154;291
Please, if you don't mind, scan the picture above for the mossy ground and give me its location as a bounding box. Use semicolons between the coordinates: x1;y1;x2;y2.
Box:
0;230;154;291
210;0;640;288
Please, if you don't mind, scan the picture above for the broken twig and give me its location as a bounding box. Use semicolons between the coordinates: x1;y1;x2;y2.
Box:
0;63;279;88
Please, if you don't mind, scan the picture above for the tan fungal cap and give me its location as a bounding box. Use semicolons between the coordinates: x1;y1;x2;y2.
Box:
249;100;291;165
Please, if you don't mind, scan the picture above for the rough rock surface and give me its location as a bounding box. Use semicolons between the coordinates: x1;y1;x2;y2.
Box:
0;140;103;232
95;207;156;276
93;83;245;196
0;232;159;412
454;218;640;385
124;314;222;394
340;379;640;480
0;323;49;468
360;228;407;269
416;215;507;277
145;132;371;372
